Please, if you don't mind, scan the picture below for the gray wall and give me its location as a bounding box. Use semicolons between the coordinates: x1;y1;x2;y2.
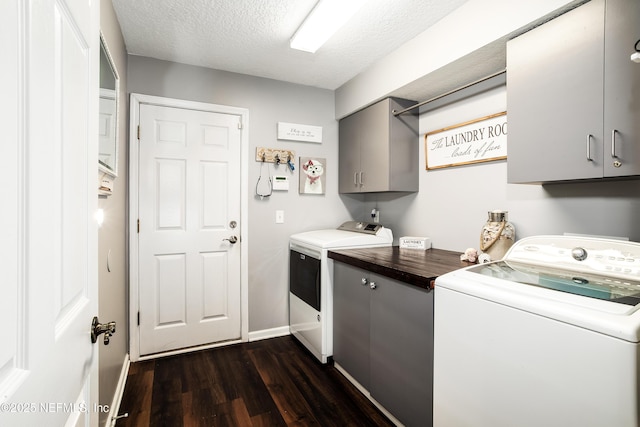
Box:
334;0;582;118
357;85;640;252
336;0;640;252
119;0;640;359
126;56;360;333
125;54;640;341
99;1;128;425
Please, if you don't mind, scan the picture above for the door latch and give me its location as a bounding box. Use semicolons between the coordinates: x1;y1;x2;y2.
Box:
91;317;116;345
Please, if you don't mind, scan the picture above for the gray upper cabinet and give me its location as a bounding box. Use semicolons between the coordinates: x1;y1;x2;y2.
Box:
339;98;418;193
507;0;640;183
603;0;640;178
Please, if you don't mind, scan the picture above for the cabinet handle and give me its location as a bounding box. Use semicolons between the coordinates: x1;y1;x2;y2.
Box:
611;129;619;158
354;172;358;186
361;277;368;286
586;134;593;161
359;171;364;186
369;281;377;290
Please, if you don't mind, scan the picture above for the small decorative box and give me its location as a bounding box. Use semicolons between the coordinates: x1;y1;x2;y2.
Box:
399;236;431;250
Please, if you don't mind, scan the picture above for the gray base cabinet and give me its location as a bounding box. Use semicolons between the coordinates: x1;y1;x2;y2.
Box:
338;97;418;193
507;0;640;183
333;262;433;427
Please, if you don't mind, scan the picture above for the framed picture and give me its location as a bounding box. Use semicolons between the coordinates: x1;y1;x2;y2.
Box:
299;157;326;194
425;112;507;170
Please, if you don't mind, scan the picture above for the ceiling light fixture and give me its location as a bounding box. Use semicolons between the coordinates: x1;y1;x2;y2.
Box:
290;0;367;53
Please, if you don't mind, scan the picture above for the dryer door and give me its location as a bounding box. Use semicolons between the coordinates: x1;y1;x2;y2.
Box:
289;249;321;310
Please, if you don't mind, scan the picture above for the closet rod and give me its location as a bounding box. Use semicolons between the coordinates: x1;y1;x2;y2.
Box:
391;69;507;116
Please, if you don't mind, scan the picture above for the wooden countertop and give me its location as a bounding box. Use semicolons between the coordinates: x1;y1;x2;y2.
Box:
328;246;473;290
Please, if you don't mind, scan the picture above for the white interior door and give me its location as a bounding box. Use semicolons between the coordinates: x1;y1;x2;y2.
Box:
136;102;243;356
1;0;99;426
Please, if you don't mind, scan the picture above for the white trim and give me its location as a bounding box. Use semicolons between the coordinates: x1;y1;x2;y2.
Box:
136;339;244;362
133;327;291;362
106;354;130;427
99;87;116;100
1;0;28;404
248;326;291;342
128;93;250;362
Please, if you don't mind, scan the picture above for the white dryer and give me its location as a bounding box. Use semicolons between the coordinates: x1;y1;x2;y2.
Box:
289;221;393;363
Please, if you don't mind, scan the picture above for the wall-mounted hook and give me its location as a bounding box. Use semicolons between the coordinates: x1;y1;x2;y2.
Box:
255;147;295;164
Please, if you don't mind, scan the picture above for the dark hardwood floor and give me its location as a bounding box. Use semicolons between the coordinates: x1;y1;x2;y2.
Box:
116;335;394;426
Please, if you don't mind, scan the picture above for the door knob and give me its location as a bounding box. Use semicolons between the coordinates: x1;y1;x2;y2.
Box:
223;235;238;244
91;316;116;345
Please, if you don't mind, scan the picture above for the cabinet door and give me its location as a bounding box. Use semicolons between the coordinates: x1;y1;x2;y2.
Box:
370;274;434;427
507;0;605;183
359;99;391;192
333;262;371;389
338;111;362;193
603;0;640;177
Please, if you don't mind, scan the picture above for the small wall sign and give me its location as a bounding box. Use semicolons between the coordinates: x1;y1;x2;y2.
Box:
425;112;507;170
277;122;322;143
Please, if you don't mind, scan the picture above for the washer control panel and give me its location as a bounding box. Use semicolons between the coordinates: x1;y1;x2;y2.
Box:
505;235;640;280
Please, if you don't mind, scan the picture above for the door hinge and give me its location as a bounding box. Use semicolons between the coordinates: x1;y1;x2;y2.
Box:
137;311;140;326
137;125;140;140
137;219;140;233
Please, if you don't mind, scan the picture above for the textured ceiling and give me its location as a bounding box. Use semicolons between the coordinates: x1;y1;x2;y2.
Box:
111;0;469;90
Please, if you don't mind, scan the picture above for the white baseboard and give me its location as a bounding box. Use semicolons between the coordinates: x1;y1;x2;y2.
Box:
248;326;290;342
106;354;130;427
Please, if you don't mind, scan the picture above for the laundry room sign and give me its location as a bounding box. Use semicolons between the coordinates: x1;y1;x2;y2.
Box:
425;112;507;170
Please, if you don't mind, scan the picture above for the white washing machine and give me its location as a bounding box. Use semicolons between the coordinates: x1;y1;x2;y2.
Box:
434;235;640;427
289;221;393;363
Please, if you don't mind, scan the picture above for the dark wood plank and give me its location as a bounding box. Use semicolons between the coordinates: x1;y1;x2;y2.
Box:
117;360;154;427
150;377;182;426
116;336;393;427
248;345;321;426
286;346;392;426
209;343;285;425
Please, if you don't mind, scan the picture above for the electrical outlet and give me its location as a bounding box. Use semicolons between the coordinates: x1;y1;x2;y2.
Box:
371;209;380;223
275;210;284;224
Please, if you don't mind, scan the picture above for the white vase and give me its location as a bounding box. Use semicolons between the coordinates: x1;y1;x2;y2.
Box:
480;210;515;261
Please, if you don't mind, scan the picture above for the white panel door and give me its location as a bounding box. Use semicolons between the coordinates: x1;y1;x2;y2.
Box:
137;103;242;356
0;0;99;425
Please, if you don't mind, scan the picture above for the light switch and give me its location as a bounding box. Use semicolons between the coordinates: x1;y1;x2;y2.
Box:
275;210;284;224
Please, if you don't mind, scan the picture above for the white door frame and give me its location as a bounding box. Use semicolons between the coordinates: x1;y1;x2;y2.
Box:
128;93;249;361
